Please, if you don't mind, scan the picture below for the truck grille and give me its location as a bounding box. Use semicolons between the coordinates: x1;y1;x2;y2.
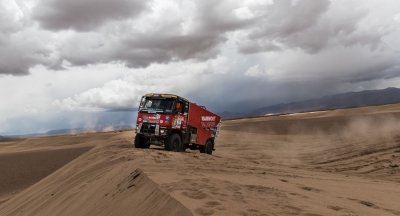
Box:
140;123;156;134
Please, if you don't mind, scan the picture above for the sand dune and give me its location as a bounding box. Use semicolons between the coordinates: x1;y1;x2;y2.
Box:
1;104;400;215
0;146;92;203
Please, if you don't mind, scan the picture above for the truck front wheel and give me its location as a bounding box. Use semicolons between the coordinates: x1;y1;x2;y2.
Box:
200;140;213;155
134;134;149;148
165;133;183;152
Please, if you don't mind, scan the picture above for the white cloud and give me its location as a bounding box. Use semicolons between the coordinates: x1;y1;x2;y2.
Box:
245;65;264;77
53;61;210;111
54;78;143;111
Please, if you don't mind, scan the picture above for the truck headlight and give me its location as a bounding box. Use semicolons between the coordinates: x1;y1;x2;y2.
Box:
136;123;142;133
160;129;165;134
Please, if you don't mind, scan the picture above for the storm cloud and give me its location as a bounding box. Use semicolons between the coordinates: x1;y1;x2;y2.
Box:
1;0;400;135
2;0;398;75
236;0;393;54
57;0;252;68
32;0;149;31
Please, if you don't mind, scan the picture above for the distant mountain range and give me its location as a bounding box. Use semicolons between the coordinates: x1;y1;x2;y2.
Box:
3;87;400;137
217;111;249;119
219;87;400;119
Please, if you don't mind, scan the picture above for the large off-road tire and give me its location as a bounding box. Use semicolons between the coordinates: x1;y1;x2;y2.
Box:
165;133;183;152
134;134;149;148
200;140;213;155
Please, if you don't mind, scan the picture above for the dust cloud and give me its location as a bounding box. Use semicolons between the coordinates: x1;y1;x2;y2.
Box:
221;111;400;171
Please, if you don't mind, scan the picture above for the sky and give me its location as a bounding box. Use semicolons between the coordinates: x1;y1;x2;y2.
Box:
1;0;400;135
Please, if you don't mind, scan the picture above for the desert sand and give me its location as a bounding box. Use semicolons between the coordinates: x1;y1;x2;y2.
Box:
1;104;400;216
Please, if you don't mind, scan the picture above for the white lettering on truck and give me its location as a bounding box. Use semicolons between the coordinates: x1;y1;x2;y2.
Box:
201;116;216;121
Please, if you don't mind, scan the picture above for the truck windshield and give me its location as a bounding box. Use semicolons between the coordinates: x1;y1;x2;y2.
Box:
139;98;175;113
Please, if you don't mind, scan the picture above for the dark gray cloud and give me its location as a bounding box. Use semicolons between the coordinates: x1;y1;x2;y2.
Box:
32;0;149;31
346;61;400;83
195;0;252;33
2;0;254;75
60;33;226;68
0;1;64;75
236;0;389;54
250;0;330;38
59;0;252;68
237;0;330;54
115;32;226;67
0;32;63;75
0;3;27;75
0;48;34;76
237;40;281;54
4;0;395;77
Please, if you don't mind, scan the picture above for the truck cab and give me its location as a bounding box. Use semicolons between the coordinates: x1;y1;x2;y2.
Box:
134;93;221;154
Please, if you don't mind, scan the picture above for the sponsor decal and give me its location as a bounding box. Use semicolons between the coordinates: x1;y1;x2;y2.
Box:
143;115;160;123
138;118;142;121
201;122;216;128
165;120;169;124
160;120;164;123
201;116;216;121
214;121;221;142
172;118;177;128
166;115;170;120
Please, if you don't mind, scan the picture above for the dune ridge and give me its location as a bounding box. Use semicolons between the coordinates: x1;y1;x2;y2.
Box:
0;140;192;216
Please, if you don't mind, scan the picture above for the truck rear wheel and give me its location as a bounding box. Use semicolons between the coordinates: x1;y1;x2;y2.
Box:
134;134;149;148
165;133;183;152
200;140;213;155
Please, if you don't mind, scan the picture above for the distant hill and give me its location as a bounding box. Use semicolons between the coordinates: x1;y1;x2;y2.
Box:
251;87;400;116
0;135;25;142
217;111;248;119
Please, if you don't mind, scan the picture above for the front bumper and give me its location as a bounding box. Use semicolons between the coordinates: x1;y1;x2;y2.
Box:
136;123;169;137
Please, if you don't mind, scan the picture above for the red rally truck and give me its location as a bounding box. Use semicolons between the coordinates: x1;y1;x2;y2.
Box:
134;93;221;154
